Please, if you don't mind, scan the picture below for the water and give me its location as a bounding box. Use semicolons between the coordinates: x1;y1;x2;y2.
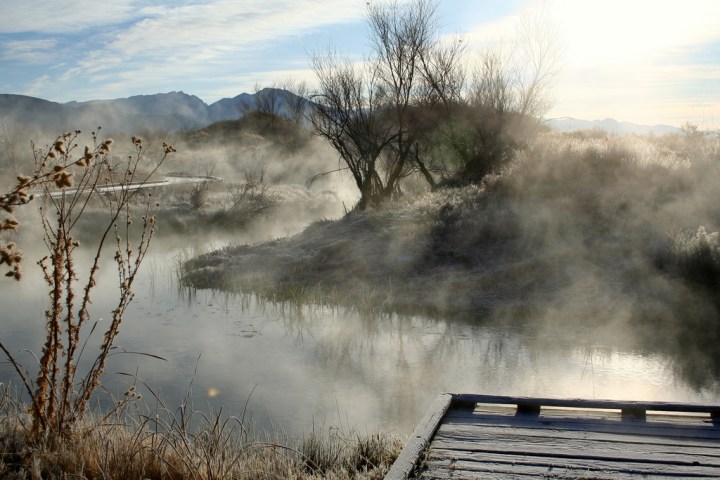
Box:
1;234;719;438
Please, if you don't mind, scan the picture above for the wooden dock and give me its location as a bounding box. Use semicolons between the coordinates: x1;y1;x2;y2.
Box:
386;393;720;479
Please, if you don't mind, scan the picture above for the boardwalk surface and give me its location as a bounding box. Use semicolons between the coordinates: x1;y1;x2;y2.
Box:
386;394;720;479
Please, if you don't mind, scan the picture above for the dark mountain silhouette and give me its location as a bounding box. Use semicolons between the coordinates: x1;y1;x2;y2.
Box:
1;90;682;137
0;89;302;135
207;93;255;122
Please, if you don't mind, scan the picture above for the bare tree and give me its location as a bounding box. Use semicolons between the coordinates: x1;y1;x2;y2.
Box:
446;8;561;183
237;82;285;124
311;0;463;208
418;37;466;109
280;79;310;127
254;82;283;120
311;0;560;203
310;52;393;210
470;48;515;114
470;8;561;118
513;8;562;118
367;0;443;194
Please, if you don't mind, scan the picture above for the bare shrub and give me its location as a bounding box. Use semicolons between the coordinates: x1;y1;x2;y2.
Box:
189;169;218;211
189;180;213;210
0;130;174;438
222;167;277;220
665;227;720;289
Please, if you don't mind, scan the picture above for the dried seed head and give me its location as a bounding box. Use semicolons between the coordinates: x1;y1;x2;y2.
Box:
83;146;94;164
53;171;73;189
16;176;31;187
2;218;19;231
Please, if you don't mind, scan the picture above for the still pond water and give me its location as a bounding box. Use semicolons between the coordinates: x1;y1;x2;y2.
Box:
2;230;720;438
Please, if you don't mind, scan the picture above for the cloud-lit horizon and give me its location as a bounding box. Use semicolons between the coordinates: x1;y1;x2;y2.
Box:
1;0;719;127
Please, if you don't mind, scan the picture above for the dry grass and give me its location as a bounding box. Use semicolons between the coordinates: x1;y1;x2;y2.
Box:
0;385;401;480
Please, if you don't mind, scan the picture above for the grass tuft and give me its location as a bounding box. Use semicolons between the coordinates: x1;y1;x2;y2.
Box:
0;384;400;479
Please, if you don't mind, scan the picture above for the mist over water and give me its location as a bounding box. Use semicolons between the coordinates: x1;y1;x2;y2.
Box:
2;226;719;438
2;122;720;440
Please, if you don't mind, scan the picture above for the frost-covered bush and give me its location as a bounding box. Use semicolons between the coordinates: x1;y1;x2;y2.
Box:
666;226;720;288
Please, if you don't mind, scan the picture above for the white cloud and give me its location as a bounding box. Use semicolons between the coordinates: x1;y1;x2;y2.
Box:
24;74;52;97
0;0;141;33
42;0;363;100
1;39;58;63
105;0;362;57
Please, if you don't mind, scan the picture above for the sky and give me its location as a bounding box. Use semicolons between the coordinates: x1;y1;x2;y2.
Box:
1;0;719;127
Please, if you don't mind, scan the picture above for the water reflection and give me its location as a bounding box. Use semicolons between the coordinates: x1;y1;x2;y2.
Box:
1;242;719;438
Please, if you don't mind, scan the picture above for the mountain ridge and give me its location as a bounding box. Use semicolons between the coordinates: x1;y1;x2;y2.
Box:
544;116;683;136
0;90;684;136
0;91;264;134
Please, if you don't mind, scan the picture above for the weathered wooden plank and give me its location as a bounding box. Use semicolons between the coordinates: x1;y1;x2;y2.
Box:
384;393;453;480
428;444;720;472
451;394;720;417
419;469;629;479
429;434;720;468
442;410;720;440
465;404;718;421
419;460;702;480
432;423;720;457
422;450;720;477
447;404;718;427
419;458;714;480
442;414;720;440
444;417;720;441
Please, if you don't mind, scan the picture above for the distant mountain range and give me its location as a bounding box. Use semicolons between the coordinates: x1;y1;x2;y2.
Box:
544;117;682;136
0;90;684;136
0;90;263;134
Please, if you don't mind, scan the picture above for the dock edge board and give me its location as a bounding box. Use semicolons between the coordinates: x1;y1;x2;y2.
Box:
384;393;720;480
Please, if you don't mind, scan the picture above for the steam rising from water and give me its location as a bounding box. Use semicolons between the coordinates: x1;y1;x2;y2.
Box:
2;122;720;436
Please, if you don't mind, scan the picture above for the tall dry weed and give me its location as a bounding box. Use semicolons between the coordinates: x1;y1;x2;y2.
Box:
0;130;175;438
